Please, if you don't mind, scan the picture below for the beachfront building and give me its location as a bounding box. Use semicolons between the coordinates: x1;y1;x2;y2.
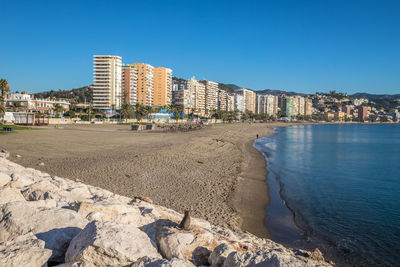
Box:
200;80;218;113
234;93;245;112
256;94;278;115
358;106;369;121
153;67;172;106
217;89;228;111
227;94;235;112
129;63;154;106
5;92;36;110
92;55;122;111
283;97;294;117
5;92;71;113
121;65;138;105
172;77;206;116
305;98;313;116
237;88;256;113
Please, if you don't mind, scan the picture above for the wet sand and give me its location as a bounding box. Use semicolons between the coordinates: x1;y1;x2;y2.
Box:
0;122;292;237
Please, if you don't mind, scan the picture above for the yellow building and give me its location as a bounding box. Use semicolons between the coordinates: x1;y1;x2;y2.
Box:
129;63;154;106
153;67;172;106
335;111;345;121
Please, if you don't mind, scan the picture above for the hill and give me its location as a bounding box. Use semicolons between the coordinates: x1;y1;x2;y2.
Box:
34;86;92;104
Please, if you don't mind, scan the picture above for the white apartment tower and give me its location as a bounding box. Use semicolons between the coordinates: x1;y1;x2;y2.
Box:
200;80;218;112
93;55;122;111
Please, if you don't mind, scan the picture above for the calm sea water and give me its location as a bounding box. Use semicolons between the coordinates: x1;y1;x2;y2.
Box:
255;124;400;266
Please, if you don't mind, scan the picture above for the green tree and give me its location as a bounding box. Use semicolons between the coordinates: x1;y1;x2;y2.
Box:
53;104;64;118
121;103;134;122
0;79;10;102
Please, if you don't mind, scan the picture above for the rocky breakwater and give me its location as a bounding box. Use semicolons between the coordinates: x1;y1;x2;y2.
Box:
0;153;333;267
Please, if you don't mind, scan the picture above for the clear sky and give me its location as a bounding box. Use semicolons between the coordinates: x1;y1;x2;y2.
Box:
1;0;399;94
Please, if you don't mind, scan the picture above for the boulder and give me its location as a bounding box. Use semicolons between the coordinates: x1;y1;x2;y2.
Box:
0;172;11;187
192;246;212;266
209;242;236;266
76;199;153;226
8;172;34;188
65;220;161;266
223;250;312;267
156;226;196;259
0;201;88;263
0;186;26;204
0;233;52;267
131;257;196;267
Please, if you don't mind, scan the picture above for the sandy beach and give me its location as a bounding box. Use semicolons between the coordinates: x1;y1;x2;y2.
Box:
0;122;289;237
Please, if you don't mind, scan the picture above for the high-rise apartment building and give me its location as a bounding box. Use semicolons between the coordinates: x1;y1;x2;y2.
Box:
153;67;172;106
121;65;138;105
235;94;245;112
283;97;294;117
172;77;206;116
237;88;256;113
93;55;122;110
358;106;369;121
217;89;227;111
130;63;154;106
200;80;218;112
305;98;313;116
227;94;235;112
256;94;278;115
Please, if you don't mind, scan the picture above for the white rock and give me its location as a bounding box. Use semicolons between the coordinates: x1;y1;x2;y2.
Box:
8;172;34;188
156;227;196;259
0;186;26;205
223;250;315;267
65;220;161;266
0;233;52;267
54;262;88;267
0;201;88;263
132;257;196;267
209;242;236;266
0;172;11;187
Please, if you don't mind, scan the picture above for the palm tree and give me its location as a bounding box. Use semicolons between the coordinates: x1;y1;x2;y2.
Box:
0;104;5;122
0;79;10;103
145;106;154;120
134;103;145;122
120;103;133;122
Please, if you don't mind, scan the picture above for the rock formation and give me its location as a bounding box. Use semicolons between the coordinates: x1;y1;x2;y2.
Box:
0;155;333;267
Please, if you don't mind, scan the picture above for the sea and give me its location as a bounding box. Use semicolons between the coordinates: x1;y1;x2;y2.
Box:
254;124;400;267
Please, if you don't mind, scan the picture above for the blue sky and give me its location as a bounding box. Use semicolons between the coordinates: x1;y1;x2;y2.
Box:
1;0;399;94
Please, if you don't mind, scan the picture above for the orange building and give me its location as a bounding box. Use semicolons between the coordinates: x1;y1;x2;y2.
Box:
129;63;154;106
153;67;172;106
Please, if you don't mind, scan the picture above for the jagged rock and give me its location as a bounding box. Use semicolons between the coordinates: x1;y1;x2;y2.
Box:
0;201;88;263
223;250;313;267
131;257;196;267
209;242;236;266
65;220;161;266
76;199;155;226
0;233;52;267
156;226;196;259
55;262;88;267
8;172;34;188
310;248;324;261
0;172;11;187
0;186;26;204
192;246;212;266
0;149;10;158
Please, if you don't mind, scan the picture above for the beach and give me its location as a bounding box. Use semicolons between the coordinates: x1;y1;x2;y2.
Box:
0;122;287;237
